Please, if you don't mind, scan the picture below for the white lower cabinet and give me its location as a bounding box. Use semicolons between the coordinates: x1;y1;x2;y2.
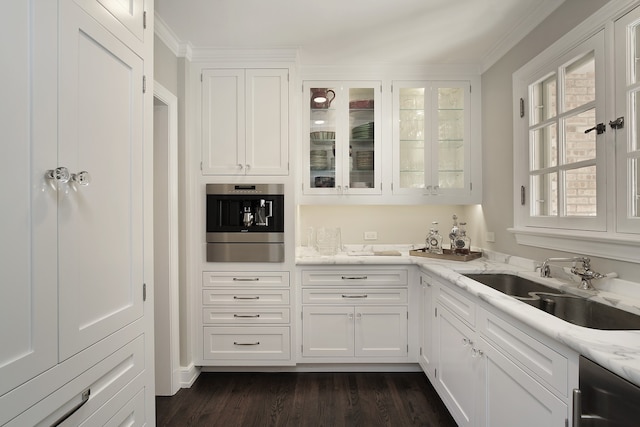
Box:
299;268;410;363
426;272;578;427
302;305;408;358
434;304;479;427
4;334;146;426
477;338;566;427
199;271;293;365
418;274;434;377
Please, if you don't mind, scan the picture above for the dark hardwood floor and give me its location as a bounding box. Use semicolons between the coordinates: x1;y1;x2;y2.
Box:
155;372;456;427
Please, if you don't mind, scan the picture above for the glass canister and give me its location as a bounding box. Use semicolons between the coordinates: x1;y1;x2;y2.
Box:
315;227;342;255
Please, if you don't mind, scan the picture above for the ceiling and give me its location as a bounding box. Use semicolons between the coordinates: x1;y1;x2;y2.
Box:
155;0;565;69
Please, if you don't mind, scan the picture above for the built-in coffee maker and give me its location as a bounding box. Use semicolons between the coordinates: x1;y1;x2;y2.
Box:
206;184;284;262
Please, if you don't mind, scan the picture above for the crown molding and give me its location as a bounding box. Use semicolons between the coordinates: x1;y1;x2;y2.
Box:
154;12;193;60
481;0;566;73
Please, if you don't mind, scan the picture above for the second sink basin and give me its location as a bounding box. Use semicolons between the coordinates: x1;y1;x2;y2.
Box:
463;273;558;297
463;273;640;330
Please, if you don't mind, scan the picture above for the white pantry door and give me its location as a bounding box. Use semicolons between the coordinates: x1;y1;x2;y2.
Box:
57;0;145;361
0;0;59;396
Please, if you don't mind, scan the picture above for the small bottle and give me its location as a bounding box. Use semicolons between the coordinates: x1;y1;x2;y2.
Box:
454;222;471;255
428;222;443;255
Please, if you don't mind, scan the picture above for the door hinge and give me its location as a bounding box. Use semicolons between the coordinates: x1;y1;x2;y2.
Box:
435;307;438;317
143;283;147;301
380;84;382;93
520;98;525;118
200;161;203;171
419;347;423;356
143;11;147;29
407;311;409;319
142;75;146;93
407;344;409;353
434;368;438;378
521;185;526;205
301;344;304;353
470;182;473;191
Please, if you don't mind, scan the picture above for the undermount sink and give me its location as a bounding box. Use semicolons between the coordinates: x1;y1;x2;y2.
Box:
463;273;640;330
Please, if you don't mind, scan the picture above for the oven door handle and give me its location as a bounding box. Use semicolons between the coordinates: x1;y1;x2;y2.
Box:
572;388;582;427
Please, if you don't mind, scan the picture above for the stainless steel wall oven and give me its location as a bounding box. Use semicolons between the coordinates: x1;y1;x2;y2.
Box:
206;184;284;262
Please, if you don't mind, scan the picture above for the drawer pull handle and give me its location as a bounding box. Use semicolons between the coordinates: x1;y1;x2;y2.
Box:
234;314;260;318
51;388;90;427
342;294;368;298
233;296;260;300
342;276;368;280
233;277;260;281
234;341;260;346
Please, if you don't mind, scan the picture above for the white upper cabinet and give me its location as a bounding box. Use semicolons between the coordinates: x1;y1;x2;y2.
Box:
302;81;382;196
202;68;289;176
392;80;479;203
74;0;145;43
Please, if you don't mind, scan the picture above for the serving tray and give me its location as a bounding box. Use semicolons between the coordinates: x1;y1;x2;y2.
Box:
409;248;482;262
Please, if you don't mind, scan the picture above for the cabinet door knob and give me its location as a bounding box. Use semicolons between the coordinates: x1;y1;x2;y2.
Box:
71;171;91;186
46;167;71;183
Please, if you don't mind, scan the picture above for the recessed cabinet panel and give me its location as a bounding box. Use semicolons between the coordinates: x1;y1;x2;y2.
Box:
355;306;408;357
0;0;58;396
57;1;144;360
302;306;355;357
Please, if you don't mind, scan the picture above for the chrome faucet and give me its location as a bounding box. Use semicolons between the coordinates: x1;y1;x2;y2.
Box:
538;257;605;290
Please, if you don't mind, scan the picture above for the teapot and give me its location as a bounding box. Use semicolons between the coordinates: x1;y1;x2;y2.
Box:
311;89;335;109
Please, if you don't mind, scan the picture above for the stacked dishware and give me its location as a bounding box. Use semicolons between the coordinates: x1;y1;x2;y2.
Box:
351;122;374;139
355;151;374;170
310;149;328;170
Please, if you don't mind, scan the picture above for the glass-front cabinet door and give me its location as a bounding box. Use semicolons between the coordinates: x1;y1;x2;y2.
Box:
303;81;381;196
392;81;472;200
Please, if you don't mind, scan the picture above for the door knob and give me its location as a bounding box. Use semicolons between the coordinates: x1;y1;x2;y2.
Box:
45;167;71;183
71;171;91;186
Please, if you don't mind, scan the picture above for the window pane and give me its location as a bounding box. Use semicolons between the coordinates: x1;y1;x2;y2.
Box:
634;22;640;84
632;90;640;153
563;109;596;164
531;74;556;125
530;124;557;170
564;52;595;111
564;166;597;216
399;88;425;189
531;173;558;216
631;158;640;218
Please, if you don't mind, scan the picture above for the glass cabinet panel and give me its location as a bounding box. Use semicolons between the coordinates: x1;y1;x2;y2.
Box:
393;81;471;198
304;82;380;195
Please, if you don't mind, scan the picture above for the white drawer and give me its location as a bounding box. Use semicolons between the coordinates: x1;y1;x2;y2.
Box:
203;307;290;324
437;283;476;327
203;289;290;305
478;308;569;397
302;288;408;304
79;377;146;427
203;271;290;287
5;335;145;426
203;326;290;360
301;269;408;286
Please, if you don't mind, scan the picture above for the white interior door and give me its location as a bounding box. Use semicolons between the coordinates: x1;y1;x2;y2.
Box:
57;0;144;361
0;0;58;395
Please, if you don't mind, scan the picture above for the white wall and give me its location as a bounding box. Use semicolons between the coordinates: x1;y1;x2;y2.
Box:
298;204;480;249
478;0;640;280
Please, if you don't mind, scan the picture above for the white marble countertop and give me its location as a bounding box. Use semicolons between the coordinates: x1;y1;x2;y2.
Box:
296;245;640;387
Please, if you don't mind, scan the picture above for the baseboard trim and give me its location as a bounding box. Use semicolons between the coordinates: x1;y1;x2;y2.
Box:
179;363;201;388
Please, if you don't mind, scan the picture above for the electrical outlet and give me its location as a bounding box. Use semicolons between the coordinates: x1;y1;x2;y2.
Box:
364;231;378;240
485;231;495;243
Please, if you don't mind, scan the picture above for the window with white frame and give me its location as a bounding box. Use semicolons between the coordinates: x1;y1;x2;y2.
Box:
512;1;640;263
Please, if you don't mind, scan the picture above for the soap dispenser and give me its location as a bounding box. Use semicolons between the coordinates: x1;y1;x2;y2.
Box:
427;221;443;254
